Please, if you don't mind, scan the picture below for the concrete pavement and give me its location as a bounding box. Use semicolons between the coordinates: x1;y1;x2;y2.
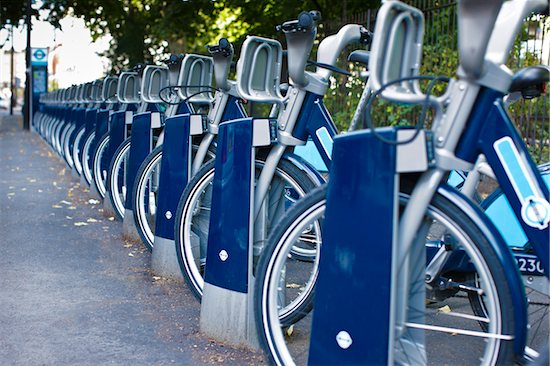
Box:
0;112;264;366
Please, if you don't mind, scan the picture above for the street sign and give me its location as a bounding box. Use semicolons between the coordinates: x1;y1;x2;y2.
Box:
31;47;48;66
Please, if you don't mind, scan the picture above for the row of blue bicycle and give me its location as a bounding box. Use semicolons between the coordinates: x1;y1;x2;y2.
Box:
33;0;548;365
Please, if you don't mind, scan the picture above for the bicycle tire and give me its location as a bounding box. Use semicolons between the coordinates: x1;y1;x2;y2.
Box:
91;133;111;199
132;143;216;252
105;137;132;220
80;131;96;186
132;146;163;251
62;124;76;169
470;164;550;359
58;123;72;163
174;158;319;301
71;126;86;176
255;184;516;366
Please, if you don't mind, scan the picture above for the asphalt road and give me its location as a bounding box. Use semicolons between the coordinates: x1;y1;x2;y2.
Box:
0;112;264;366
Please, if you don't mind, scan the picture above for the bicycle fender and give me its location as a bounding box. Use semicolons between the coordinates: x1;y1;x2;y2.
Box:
438;184;528;358
281;152;326;186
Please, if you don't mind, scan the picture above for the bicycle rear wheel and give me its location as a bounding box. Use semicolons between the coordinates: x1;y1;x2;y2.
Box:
255;185;516;366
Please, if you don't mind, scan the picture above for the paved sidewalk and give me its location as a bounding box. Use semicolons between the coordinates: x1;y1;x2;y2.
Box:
0;113;264;366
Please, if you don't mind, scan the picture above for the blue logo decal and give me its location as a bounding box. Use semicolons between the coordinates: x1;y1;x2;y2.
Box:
494;136;550;230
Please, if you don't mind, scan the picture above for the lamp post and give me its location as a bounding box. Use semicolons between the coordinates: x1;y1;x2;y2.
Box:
10;24;15;116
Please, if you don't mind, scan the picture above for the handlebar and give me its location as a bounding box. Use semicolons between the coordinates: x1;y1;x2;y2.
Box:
280;11;321;87
163;54;184;66
276;11;321;33
131;63;147;76
208;38;234;91
208;38;233;57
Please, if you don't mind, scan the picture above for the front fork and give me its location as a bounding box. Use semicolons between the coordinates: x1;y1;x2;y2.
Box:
391;169;446;350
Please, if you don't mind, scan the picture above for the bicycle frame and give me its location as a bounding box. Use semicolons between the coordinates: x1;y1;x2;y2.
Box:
455;88;549;273
395;86;549;360
253;90;335;221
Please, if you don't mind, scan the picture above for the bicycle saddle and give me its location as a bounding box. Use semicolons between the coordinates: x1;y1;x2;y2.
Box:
509;65;549;99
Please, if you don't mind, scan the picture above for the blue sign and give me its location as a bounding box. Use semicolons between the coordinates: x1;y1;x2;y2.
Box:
31;48;48;66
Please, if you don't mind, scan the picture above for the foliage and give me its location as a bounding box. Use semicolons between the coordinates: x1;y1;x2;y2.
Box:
0;0;30;28
38;0;378;71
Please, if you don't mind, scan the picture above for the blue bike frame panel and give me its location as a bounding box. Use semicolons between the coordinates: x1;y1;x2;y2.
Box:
455;88;549;275
308;128;398;365
292;92;338;170
93;110;110;156
68;108;86;153
154;114;193;239
204;117;254;294
124;112;155;210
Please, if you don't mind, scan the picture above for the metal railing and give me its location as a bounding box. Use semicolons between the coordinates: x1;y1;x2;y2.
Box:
322;0;549;163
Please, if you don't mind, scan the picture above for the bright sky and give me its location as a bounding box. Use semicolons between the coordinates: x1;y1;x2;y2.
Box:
0;10;112;88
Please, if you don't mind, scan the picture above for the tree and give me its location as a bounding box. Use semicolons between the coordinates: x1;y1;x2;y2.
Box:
1;0;39;29
40;0;379;71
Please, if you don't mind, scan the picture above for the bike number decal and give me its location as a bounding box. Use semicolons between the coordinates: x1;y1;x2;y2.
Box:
494;136;550;230
516;256;545;275
316;126;333;160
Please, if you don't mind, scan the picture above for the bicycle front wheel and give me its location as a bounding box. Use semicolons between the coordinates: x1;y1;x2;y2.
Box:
105;137;131;220
80;131;96;186
174;158;319;301
91;133;111;199
255;185;516;366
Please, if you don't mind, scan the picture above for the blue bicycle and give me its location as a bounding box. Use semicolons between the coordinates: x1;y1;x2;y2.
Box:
254;0;549;364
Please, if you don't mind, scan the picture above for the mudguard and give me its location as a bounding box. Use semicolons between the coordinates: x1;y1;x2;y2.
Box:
281;152;326;186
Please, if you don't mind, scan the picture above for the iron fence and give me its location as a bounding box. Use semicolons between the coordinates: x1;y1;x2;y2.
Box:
322;1;549;163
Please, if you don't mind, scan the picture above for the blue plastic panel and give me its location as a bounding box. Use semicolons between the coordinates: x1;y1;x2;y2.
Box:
68;108;86;152
308;128;397;365
84;108;97;137
108;111;127;164
93;110;110;155
204;118;254;294
222;95;247;121
154;114;192;239
124;112;153;210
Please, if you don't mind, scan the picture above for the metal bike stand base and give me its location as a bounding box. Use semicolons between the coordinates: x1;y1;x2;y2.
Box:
79;174;89;188
70;168;80;180
88;183;102;201
200;282;259;349
102;191;117;219
122;209;142;243
151;236;183;280
151;114;202;279
200;118;272;350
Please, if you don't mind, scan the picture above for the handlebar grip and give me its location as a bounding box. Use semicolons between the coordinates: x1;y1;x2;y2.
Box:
131;63;146;74
163;54;183;65
277;10;322;32
207;38;233;57
219;38;230;50
297;11;314;28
